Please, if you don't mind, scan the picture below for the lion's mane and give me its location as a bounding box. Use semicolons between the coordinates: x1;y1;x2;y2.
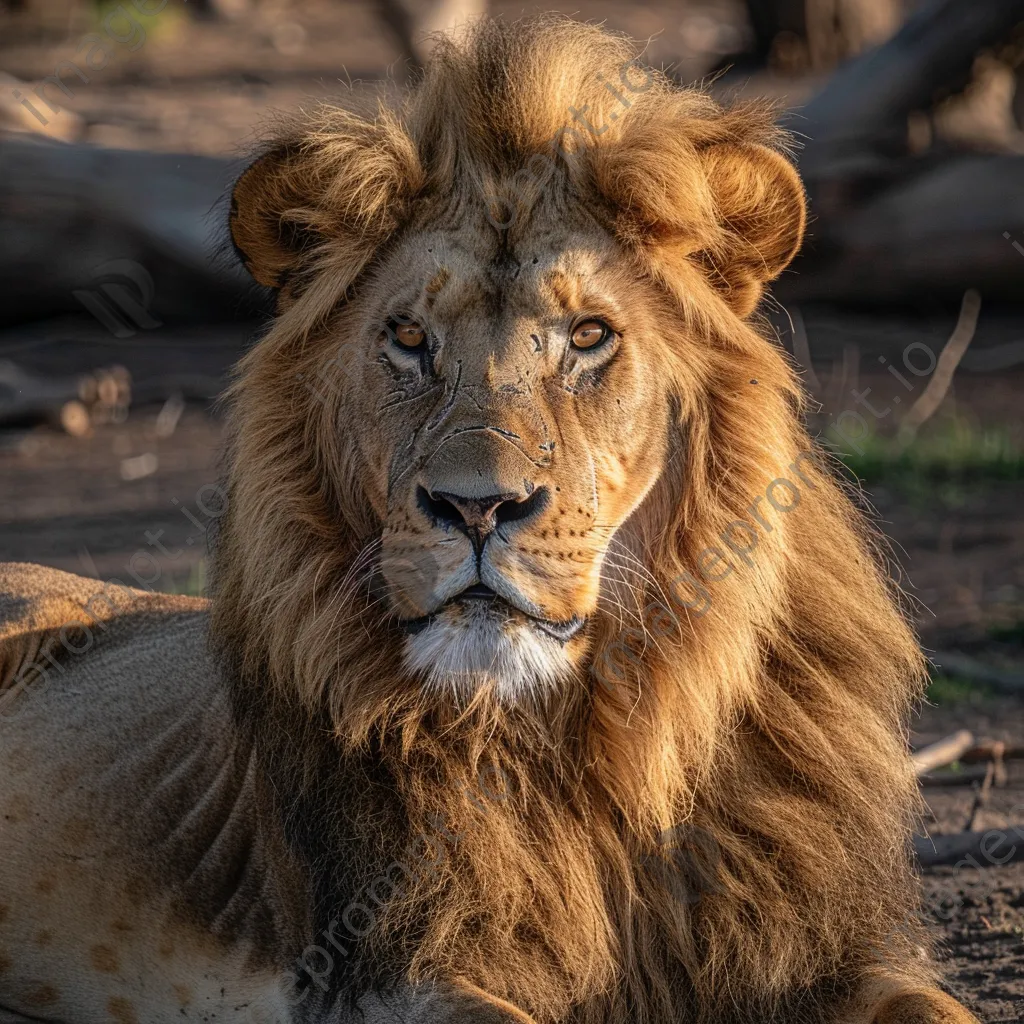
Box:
212;17;930;1024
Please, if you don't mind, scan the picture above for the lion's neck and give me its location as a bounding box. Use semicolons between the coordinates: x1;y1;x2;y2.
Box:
255;709;629;1021
233;657;925;1024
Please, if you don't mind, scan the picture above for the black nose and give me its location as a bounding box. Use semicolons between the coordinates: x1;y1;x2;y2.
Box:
416;485;549;549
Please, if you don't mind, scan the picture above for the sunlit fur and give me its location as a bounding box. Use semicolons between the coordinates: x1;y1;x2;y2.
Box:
214;16;940;1024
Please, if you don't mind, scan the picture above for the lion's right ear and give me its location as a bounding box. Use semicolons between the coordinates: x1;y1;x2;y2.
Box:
695;142;806;317
230;115;424;291
230;146;315;289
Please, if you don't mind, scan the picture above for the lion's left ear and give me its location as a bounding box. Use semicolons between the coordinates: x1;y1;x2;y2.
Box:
593;132;806;318
697;142;806;317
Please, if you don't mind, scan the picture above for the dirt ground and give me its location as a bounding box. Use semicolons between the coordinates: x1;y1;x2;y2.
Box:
0;404;221;587
917;699;1024;1023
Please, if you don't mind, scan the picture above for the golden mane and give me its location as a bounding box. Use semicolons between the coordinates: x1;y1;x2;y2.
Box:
212;16;931;1023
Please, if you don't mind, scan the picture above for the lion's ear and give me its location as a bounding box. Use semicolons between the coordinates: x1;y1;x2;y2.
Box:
230;117;423;291
230;145;318;289
593;130;805;318
697;142;806;317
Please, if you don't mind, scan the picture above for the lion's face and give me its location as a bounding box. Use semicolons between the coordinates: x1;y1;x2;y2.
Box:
343;216;671;697
225;18;808;704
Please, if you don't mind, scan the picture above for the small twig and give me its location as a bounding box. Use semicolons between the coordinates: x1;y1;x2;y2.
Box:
963;760;995;832
825;342;860;417
898;288;981;445
990;741;1007;787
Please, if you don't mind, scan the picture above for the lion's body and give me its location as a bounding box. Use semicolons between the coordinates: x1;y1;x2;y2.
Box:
0;565;292;1024
0;15;980;1024
0;564;969;1024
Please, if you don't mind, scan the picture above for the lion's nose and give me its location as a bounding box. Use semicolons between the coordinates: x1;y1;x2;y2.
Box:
416;485;549;549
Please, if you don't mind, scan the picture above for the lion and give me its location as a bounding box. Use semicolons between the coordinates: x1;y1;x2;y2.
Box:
0;16;979;1024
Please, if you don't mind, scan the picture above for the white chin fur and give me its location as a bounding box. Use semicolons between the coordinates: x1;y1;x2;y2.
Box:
403;604;572;701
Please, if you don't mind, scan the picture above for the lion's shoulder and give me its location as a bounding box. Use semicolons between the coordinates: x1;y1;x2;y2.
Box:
0;561;208;702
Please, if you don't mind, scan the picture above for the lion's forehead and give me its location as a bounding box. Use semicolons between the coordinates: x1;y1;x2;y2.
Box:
373;224;620;319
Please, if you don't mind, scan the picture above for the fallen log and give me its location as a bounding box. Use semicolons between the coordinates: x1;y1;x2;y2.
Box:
777;0;1024;304
775;154;1024;304
919;766;993;787
799;0;1024;177
0;137;265;328
962;742;1024;763
915;825;1024;868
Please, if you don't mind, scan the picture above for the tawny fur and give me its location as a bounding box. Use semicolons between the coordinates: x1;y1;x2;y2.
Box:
215;15;967;1024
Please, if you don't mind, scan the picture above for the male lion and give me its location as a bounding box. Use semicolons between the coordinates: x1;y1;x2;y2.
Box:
0;17;979;1024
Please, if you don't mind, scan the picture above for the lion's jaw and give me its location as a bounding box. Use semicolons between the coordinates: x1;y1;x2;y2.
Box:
359;227;672;700
402;600;581;701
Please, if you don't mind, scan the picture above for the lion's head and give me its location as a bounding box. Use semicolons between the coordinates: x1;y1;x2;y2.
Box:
221;18;808;703
213;18;928;1022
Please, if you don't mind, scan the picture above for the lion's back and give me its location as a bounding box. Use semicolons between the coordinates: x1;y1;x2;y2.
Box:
0;561;208;709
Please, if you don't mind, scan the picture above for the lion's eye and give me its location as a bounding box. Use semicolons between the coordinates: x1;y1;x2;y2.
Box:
389;320;427;350
570;320;612;351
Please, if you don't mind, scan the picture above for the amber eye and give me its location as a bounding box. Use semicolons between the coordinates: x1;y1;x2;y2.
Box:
388;319;427;350
570;319;612;350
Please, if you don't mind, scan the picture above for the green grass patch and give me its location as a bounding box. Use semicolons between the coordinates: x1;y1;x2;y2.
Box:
926;673;994;705
161;559;207;598
92;0;188;40
837;417;1024;483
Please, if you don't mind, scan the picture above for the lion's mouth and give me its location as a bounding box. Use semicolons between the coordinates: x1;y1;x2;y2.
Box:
401;583;585;643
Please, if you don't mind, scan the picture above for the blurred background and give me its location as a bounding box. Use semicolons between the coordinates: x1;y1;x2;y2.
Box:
1;0;1024;1012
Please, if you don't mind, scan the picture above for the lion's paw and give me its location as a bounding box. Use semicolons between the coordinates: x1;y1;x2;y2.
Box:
358;981;537;1024
872;989;981;1024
